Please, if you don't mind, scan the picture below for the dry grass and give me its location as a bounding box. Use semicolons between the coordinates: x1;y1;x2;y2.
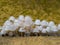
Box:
0;36;60;45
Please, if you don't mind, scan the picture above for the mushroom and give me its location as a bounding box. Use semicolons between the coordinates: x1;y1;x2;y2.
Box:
48;21;55;27
41;20;48;28
41;28;47;36
32;26;40;36
50;25;58;36
18;28;26;37
34;19;41;26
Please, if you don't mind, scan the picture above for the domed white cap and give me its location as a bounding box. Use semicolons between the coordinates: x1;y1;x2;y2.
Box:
9;16;15;21
0;26;2;30
4;20;12;26
19;28;26;32
33;27;39;33
1;30;7;35
25;16;33;25
46;27;51;33
50;25;58;32
14;19;20;26
34;19;41;25
41;28;47;33
39;26;43;31
41;20;48;27
14;19;19;23
48;21;55;27
25;16;32;22
57;24;60;30
18;15;25;21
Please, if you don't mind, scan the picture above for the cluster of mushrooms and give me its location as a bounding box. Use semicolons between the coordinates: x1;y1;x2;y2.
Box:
0;15;60;37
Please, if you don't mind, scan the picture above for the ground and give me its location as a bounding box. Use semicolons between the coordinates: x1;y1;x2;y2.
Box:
0;36;60;45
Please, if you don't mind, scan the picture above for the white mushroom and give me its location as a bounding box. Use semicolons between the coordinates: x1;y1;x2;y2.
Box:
18;28;26;36
41;20;48;28
9;16;15;21
24;16;33;26
18;15;25;21
2;20;13;31
17;15;25;28
34;19;41;26
48;21;55;27
32;26;40;36
41;28;47;33
46;26;51;33
33;26;40;33
19;28;26;33
24;16;33;35
56;24;60;36
0;30;7;36
0;26;2;36
1;16;15;36
45;26;52;36
39;26;43;31
57;24;60;30
49;25;58;36
14;19;20;30
50;25;58;32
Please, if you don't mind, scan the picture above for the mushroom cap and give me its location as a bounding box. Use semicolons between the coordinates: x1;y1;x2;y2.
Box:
4;20;11;26
3;20;13;31
3;20;15;32
19;28;26;32
14;19;22;29
46;27;51;33
1;30;7;35
50;25;58;32
4;24;15;31
24;16;33;26
39;26;43;31
0;26;2;30
41;28;47;33
34;19;41;25
41;20;48;27
14;19;20;26
18;15;25;21
25;16;32;22
57;24;60;30
33;27;40;33
48;21;55;27
9;16;15;21
14;19;25;28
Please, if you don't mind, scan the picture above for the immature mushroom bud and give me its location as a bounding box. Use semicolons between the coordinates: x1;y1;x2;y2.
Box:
41;20;48;28
34;19;41;26
18;15;24;19
17;15;25;27
48;21;55;27
51;25;58;33
57;24;60;30
46;27;51;33
9;16;15;21
25;16;33;26
18;28;26;36
49;25;58;36
41;28;47;33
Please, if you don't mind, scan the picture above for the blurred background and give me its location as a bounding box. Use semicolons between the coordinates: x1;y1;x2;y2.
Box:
0;0;60;26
